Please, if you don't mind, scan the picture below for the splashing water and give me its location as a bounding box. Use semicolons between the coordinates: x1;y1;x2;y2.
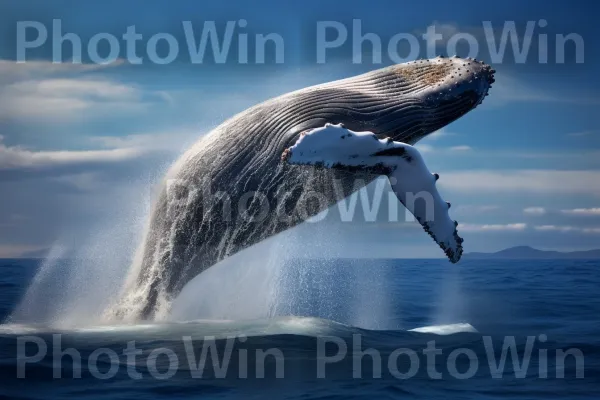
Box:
8;177;408;331
432;263;465;326
168;216;397;330
168;233;290;321
8;183;154;328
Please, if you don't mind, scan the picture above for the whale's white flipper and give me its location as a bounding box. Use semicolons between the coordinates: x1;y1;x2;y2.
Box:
282;123;463;263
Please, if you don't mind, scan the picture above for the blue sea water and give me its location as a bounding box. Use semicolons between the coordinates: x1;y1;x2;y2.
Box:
0;258;599;399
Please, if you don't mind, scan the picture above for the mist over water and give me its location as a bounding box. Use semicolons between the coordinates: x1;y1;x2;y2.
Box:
7;181;156;327
6;182;410;330
432;266;465;326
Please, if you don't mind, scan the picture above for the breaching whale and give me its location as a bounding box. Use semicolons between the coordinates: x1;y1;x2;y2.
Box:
113;56;495;320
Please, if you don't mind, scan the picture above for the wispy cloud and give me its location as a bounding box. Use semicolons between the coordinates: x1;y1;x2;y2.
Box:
416;144;473;153
0;59;167;121
442;170;600;196
51;172;108;192
90;128;200;153
0;78;156;120
460;223;527;232
449;145;472;152
0;59;124;84
0;214;29;229
523;207;547;215
454;205;500;214
0;135;141;171
583;228;600;234
483;73;600;107
560;208;600;216
423;128;457;141
489;74;563;104
422;147;600;165
534;225;600;234
567;130;598;137
0;127;197;193
461;223;600;234
534;225;578;232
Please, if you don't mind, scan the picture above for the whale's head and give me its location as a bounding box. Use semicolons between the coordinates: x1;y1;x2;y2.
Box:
403;56;494;141
322;56;495;145
387;56;494;143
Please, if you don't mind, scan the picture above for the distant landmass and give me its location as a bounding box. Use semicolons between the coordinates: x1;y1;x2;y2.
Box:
15;248;49;259
465;246;600;260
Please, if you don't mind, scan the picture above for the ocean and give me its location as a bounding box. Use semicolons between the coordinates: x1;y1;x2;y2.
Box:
1;258;599;399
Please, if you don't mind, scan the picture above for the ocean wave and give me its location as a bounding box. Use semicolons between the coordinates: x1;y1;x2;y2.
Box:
0;316;477;341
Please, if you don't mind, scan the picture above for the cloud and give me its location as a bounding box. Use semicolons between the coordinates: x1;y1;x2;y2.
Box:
422;22;462;39
415;144;434;153
561;208;600;216
0;59;167;121
567;130;598;137
0;214;29;229
523;207;547;215
449;145;472;152
534;225;600;234
441;170;600;196
454;205;500;214
481;72;600;108
489;74;563;105
460;222;600;234
583;228;600;233
428;147;600;163
0;78;153;120
416;144;473;153
0;126;199;194
416;145;600;172
51;172;110;192
0;129;194;190
424;128;457;141
0;135;141;171
0;59;124;84
90;129;200;153
424;148;600;171
534;225;575;232
460;223;527;232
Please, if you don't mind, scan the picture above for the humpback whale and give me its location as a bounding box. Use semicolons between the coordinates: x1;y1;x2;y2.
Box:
113;56;495;320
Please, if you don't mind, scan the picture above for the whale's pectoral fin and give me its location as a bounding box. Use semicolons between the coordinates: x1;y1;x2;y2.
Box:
383;145;463;263
283;123;463;263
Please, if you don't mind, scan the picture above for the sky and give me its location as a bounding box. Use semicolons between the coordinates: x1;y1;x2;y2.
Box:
0;0;599;258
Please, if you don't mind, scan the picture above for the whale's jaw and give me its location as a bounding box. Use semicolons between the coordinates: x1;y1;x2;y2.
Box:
110;57;494;321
